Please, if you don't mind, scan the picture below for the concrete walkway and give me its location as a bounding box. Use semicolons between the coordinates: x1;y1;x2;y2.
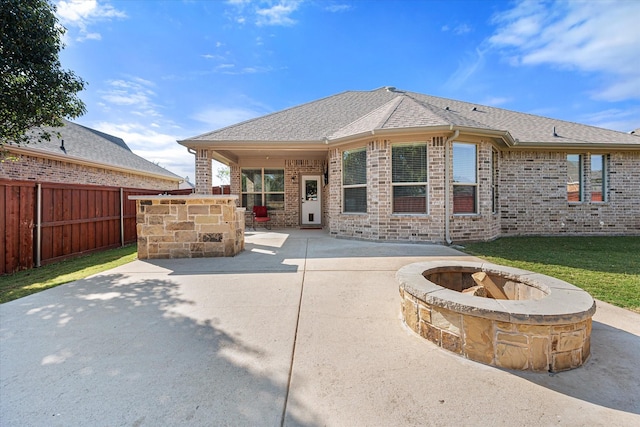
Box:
1;230;638;426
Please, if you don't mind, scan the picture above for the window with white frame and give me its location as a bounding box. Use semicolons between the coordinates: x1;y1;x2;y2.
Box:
453;142;477;214
590;154;606;202
392;143;428;214
567;154;583;202
342;148;367;213
241;168;284;210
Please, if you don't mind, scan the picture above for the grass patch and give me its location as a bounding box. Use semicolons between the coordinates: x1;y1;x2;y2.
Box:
0;245;137;304
461;236;640;313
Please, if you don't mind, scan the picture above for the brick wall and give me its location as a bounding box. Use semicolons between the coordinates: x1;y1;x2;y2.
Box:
225;138;639;241
500;150;640;236
0;152;179;191
231;160;324;228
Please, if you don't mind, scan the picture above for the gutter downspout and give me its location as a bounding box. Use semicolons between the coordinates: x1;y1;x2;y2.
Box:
444;129;459;245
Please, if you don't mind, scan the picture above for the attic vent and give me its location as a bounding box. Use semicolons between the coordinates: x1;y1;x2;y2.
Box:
471;107;477;111
445;106;450;111
386;86;396;92
432;136;444;147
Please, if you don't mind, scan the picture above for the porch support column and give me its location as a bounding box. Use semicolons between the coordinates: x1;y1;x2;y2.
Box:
195;149;212;194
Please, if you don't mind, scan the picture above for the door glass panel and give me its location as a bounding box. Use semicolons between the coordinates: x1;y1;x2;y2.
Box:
305;180;318;201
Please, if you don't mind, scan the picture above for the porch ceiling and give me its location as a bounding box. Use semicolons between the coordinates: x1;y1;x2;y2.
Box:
209;146;329;164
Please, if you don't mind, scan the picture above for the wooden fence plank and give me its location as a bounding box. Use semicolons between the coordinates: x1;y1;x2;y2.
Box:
0;185;6;274
1;180;181;273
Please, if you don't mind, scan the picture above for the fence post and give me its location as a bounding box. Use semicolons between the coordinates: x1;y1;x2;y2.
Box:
36;183;42;268
120;187;125;247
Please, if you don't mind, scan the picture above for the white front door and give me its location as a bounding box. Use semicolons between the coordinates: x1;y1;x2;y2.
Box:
301;175;322;226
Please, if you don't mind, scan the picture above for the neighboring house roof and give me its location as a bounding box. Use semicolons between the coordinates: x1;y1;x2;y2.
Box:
11;119;182;182
180;87;640;154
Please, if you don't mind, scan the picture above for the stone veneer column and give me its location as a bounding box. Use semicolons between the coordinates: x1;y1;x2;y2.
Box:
131;195;245;259
195;149;212;194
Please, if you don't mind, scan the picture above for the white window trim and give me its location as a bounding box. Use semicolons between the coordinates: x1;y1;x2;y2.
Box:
391;142;429;215
341;147;367;214
453;142;478;215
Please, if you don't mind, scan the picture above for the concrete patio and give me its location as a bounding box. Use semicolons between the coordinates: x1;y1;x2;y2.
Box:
1;229;638;426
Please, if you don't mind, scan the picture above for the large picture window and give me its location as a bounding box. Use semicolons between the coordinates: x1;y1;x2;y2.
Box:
392;143;428;214
241;168;284;210
342;148;367;213
567;154;583;202
453;142;477;214
590;154;606;202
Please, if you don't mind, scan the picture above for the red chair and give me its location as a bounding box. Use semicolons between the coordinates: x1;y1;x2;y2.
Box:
252;206;271;230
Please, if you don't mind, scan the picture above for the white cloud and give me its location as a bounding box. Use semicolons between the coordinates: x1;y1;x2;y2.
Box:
225;0;303;27
325;4;351;13
192;106;264;129
441;22;472;35
256;1;301;26
579;107;640;133
482;96;511;107
100;78;160;116
489;0;640;101
93;121;193;180
56;0;126;42
445;48;486;89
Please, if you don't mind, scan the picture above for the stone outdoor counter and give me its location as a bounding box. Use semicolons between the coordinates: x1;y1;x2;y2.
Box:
129;195;245;259
397;260;596;372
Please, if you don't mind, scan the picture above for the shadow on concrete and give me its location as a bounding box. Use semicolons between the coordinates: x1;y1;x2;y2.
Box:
513;320;640;415
0;273;321;426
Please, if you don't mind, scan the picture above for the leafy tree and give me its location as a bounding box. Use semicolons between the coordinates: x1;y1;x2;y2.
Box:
0;0;86;146
216;165;230;185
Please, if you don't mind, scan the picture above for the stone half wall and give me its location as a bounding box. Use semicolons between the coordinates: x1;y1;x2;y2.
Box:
132;195;244;259
0;152;179;191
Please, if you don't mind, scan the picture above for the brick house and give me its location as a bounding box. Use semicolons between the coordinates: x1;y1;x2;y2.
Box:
178;87;640;243
1;119;183;190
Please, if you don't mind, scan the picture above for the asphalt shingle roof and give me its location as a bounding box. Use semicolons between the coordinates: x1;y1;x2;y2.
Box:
184;87;639;147
23;120;182;180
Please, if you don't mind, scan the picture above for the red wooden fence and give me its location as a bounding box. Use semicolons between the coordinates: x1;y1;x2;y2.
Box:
1;180;196;275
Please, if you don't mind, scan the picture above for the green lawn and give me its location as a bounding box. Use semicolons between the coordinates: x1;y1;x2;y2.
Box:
0;245;137;304
461;236;640;313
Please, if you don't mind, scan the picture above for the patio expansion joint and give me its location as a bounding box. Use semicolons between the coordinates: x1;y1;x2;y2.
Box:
280;237;309;427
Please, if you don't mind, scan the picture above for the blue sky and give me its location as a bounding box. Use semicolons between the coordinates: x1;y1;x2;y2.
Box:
54;0;640;184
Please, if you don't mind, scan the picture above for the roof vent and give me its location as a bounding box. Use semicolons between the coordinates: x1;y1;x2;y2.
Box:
59;139;66;153
385;86;396;92
553;126;558;137
471;107;477;111
445;106;450;111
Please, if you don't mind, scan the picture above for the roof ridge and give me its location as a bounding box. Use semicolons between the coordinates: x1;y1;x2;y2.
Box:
183;89;372;141
404;90;638;137
378;96;406;129
71;121;132;151
327;96;405;139
402;93;489;129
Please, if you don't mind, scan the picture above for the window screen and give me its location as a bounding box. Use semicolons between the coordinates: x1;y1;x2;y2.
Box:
392;143;428;213
342;148;367;213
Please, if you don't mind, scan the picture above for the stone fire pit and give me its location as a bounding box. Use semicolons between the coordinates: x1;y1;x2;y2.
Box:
397;260;596;372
